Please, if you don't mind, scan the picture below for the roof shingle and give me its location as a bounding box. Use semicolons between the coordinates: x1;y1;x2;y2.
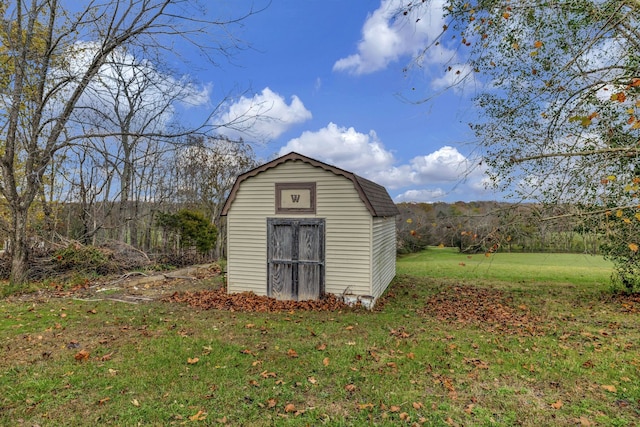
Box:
221;152;399;217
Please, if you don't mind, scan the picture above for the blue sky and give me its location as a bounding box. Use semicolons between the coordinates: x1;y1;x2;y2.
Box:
182;0;497;203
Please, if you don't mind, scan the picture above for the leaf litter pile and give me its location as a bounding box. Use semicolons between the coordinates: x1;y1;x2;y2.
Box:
165;281;547;338
418;285;547;336
165;288;355;312
611;292;640;313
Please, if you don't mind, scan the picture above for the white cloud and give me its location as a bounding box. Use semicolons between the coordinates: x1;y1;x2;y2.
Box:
394;188;447;202
409;146;472;182
278;123;491;202
333;0;452;75
279;122;394;172
215;87;312;141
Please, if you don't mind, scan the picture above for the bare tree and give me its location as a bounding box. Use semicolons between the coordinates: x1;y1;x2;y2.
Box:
72;48;189;246
0;0;258;284
167;136;258;258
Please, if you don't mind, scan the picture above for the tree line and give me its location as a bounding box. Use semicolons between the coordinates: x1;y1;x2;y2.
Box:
396;201;602;255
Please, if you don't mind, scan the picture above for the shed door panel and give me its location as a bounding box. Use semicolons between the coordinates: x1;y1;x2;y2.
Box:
297;222;324;300
268;222;295;300
267;219;324;301
269;264;294;300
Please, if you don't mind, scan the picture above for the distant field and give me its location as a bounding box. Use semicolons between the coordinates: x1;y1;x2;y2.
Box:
397;247;614;286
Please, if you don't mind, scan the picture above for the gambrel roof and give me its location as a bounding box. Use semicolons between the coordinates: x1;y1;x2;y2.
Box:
221;152;400;217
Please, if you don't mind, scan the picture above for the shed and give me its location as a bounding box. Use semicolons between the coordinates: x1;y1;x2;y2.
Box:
220;152;400;307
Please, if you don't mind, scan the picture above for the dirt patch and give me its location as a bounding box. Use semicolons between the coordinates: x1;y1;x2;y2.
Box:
9;264;223;304
418;285;547;336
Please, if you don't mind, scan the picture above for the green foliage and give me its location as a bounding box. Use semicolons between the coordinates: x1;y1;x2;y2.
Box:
156;210;217;254
402;1;640;291
600;207;640;293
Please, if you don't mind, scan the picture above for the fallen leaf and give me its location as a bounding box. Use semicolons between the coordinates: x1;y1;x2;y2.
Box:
322;357;330;367
287;348;298;358
389;405;401;413
412;402;423;409
189;410;207;421
602;385;617;393
551;400;563;409
131;399;140;407
316;343;327;351
464;403;474;414
307;376;317;384
267;398;277;408
187;357;199;365
578;416;592;426
344;384;356;392
97;397;110;405
358;403;374;410
345;325;354;330
284;403;296;413
399;412;409;420
74;349;90;361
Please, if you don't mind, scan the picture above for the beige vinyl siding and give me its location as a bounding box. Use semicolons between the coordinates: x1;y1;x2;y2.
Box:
371;216;397;299
226;160;373;296
225;181;270;294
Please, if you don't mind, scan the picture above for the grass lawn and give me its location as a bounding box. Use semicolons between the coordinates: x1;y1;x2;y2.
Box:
1;249;639;426
398;247;614;286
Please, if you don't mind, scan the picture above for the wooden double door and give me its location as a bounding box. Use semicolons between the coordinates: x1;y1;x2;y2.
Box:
267;218;325;301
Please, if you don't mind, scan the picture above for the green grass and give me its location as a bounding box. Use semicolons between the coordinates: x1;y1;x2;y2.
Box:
398;247;614;286
1;250;638;426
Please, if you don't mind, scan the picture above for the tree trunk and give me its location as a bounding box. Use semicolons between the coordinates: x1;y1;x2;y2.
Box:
9;209;30;284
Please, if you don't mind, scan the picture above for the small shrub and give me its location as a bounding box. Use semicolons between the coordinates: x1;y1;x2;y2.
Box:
156;210;217;255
